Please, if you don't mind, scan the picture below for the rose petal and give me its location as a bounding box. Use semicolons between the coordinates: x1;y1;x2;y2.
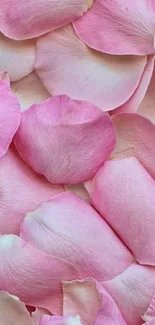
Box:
111;113;155;179
14;95;116;184
86;157;155;265
0;81;20;158
143;295;155;323
35;24;147;111
103;264;155;325
39;315;82;325
20;192;133;281
11;72;50;111
0;34;35;81
64;184;90;203
62;278;127;325
0;144;63;235
0;71;10;85
0;291;33;324
73;0;155;55
0;234;81;314
0;0;92;40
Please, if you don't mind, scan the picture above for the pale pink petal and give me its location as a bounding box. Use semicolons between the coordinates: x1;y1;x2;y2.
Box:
35;25;147;111
0;0;92;40
73;0;155;55
0;235;81;314
103;264;155;325
143;295;155;323
64;184;90;203
62;278;127;325
0;145;63;235
0;71;10;85
0;81;20;158
86;157;155;265
14;95;115;184
111;113;155;179
20;192;133;281
40;315;82;325
111;55;155;114
11;73;50;111
0;34;35;81
32;308;51;325
0;291;33;324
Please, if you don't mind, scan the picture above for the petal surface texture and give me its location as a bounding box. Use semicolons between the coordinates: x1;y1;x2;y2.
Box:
20;192;133;281
0;0;92;40
14;95;116;184
0;145;63;234
73;0;155;55
35;25;146;111
86;157;155;265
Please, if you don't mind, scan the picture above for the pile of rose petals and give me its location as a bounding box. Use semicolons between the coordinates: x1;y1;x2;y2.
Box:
1;1;155;324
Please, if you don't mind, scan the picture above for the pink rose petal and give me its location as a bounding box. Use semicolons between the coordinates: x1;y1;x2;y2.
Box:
0;234;81;314
0;0;92;40
0;145;63;235
64;184;90;203
86;157;155;265
40;315;82;325
20;192;133;281
0;81;20;158
35;24;147;111
14;95;116;184
73;0;155;55
143;295;155;324
0;71;10;85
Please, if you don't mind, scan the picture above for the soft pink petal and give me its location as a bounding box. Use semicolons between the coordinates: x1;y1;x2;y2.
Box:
0;81;20;158
35;24;147;111
40;315;82;325
0;0;92;40
0;71;10;85
0;234;81;314
143;295;155;323
20;192;133;281
64;184;90;203
111;55;155;114
11;72;50;111
111;113;155;179
103;264;155;325
0;291;33;324
73;0;155;55
0;34;35;81
86;157;155;265
14;95;115;184
62;278;127;325
0;144;63;235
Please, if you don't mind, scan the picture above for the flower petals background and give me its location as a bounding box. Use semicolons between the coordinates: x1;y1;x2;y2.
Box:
0;1;155;325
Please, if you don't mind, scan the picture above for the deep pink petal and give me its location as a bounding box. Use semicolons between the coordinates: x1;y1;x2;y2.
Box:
73;0;155;55
103;264;155;325
35;25;147;111
14;95;116;184
0;0;92;40
0;145;63;234
40;315;82;325
112;113;155;179
0;81;20;158
62;278;127;325
86;157;155;265
0;235;81;314
20;192;133;281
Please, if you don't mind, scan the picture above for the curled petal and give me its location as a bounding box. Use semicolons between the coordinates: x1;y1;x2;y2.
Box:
0;235;81;314
0;0;92;40
73;0;155;55
0;145;63;234
35;25;146;111
39;315;82;325
20;192;133;281
86;157;155;265
14;95;116;184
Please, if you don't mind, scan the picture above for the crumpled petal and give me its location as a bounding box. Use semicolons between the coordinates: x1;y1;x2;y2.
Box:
39;315;82;325
143;295;155;324
0;0;92;40
11;72;50;111
20;192;133;281
0;291;33;324
73;0;155;55
0;34;35;81
0;234;81;314
111;113;155;179
14;95;116;184
85;157;155;265
0;144;63;235
103;263;155;325
62;278;127;325
35;24;147;111
0;81;20;158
